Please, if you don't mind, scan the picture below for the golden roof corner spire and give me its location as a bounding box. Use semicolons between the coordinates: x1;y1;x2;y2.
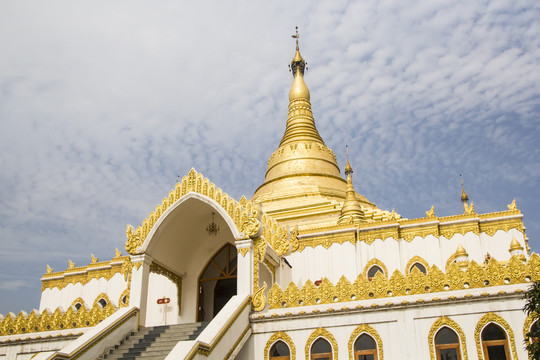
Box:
460;175;469;204
338;147;365;225
460;175;475;214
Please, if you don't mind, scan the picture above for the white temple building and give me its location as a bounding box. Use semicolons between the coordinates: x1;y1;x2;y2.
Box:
0;31;537;360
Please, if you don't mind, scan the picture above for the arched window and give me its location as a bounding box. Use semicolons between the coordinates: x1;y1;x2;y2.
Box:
269;340;290;360
311;338;333;360
354;334;378;359
410;262;427;274
481;323;511;359
435;327;461;360
367;266;384;280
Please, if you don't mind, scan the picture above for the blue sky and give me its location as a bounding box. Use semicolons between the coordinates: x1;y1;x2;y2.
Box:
0;0;539;314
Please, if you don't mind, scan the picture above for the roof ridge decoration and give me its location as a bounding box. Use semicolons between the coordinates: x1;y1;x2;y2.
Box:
125;168;291;256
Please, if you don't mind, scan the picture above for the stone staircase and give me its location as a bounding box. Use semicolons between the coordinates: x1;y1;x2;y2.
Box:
101;322;207;360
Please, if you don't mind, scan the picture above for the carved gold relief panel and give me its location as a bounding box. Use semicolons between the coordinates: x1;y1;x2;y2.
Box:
266;254;539;309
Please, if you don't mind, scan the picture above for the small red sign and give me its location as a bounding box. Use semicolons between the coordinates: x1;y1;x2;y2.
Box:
157;297;170;304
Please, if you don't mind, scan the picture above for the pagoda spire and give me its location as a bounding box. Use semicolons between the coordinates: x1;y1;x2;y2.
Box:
338;148;365;224
280;26;324;146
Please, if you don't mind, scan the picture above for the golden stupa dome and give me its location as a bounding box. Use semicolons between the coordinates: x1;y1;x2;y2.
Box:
252;39;347;205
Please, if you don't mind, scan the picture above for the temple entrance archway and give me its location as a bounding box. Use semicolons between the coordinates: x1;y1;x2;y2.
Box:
197;243;237;322
131;192;245;326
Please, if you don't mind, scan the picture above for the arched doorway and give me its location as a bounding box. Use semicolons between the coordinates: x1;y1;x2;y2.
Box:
197;243;237;321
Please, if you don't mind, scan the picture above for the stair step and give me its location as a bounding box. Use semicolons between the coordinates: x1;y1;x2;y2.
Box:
102;322;207;360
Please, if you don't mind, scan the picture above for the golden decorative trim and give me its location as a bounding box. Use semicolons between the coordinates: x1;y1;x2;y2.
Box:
480;219;523;236
347;324;383;360
252;282;267;311
264;331;296;360
405;256;429;275
305;327;338;360
440;222;479;239
238;247;250;257
118;289;130;308
125;169;290;256
0;298;117;336
359;226;398;245
428;316;468;360
523;314;537;359
150;262;182;315
252;235;268;311
297;231;355;252
291;211;524;252
363;259;388;278
474;312;518;360
41;256;130;291
267;254;540;309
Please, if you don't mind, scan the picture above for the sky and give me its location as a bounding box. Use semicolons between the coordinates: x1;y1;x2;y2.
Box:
0;0;539;314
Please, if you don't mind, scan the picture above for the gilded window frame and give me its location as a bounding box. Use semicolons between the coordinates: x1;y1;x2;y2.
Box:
474;312;517;360
428;316;468;360
264;331;296;360
347;323;383;360
305;328;338;360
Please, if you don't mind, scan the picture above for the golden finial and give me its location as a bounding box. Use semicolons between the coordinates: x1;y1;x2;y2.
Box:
460;175;469;204
114;248;122;258
509;237;523;252
68;259;75;269
507;198;517;211
388;208;397;220
456;243;468;256
46;264;53;274
289;26;307;78
292;26;300;51
345;146;353;175
91;254;98;264
426;205;435;218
